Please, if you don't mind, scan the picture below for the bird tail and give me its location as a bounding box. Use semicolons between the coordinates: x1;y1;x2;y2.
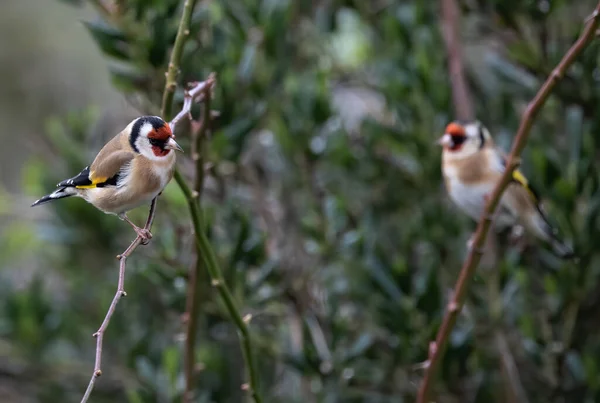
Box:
528;209;575;260
31;186;77;207
549;236;575;259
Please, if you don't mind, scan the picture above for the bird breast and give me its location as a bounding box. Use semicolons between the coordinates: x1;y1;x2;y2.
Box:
446;176;495;221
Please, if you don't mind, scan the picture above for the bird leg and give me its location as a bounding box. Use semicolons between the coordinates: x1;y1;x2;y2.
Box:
466;233;485;255
466;234;474;250
118;213;153;244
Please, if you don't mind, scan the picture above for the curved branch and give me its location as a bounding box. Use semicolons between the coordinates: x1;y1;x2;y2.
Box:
417;4;600;402
159;1;262;400
173;158;264;403
81;197;158;403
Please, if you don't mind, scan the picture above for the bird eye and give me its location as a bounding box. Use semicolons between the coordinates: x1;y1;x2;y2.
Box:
451;135;466;146
149;138;165;147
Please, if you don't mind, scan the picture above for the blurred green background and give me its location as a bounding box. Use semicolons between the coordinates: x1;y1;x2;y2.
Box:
2;0;600;402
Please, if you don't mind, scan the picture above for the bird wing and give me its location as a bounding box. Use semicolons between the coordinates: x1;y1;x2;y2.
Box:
57;150;135;189
57;130;135;191
490;147;573;259
491;147;541;205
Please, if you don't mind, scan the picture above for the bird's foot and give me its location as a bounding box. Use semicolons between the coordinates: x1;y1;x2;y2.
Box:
466;234;474;250
509;225;525;243
119;212;152;244
133;226;153;244
466;233;486;255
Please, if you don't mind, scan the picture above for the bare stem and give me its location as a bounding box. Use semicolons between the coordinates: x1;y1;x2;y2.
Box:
159;4;262;399
182;83;213;403
173;166;263;403
81;197;158;403
417;4;600;402
169;74;216;133
161;0;198;121
440;0;474;121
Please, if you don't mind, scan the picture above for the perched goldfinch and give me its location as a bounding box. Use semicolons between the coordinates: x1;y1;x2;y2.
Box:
438;120;574;259
31;116;183;241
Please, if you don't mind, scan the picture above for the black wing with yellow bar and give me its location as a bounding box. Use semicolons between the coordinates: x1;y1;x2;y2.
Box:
56;166;119;189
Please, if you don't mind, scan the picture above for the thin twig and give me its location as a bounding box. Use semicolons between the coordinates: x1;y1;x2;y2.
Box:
440;0;474;121
169;74;216;133
160;0;262;398
182;82;213;403
495;331;530;403
81;197;158;403
417;4;600;402
161;0;198;121
192;85;211;201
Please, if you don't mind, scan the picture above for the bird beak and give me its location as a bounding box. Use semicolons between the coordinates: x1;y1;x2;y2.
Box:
436;133;452;147
165;137;184;152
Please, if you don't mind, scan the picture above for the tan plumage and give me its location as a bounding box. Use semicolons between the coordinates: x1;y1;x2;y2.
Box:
438;120;574;259
32;116;183;240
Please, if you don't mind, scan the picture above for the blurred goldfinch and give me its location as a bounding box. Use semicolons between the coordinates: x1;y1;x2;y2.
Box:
438;120;574;259
31;116;183;241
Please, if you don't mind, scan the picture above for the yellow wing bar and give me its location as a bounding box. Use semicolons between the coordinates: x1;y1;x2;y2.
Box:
75;172;108;189
511;169;538;202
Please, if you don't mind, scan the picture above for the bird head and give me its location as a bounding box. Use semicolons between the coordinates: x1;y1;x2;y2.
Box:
437;120;492;158
129;116;183;159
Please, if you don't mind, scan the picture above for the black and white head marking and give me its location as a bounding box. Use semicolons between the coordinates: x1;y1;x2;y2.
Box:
129;116;171;161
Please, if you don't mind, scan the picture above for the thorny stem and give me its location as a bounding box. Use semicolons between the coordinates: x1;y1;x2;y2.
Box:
440;0;474;121
182;82;213;403
159;0;262;399
81;197;158;403
174;168;264;403
417;4;600;402
161;0;198;121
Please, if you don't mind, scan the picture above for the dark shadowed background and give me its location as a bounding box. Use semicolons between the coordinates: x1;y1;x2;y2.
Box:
1;0;600;402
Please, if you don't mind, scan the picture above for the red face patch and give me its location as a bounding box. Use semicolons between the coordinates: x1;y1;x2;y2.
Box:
444;122;467;151
148;125;172;141
445;122;465;137
152;146;171;157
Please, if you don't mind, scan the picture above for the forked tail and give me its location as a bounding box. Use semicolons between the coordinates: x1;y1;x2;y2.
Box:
550;235;575;260
530;209;575;260
31;186;77;207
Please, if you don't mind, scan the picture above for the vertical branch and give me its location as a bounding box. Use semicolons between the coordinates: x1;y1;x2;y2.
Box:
159;2;262;400
440;0;474;121
174;164;263;403
192;87;211;200
182;83;213;403
417;4;600;402
161;0;198;121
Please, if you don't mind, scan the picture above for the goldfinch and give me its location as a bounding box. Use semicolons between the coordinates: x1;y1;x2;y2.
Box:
438;120;574;259
31;116;183;241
